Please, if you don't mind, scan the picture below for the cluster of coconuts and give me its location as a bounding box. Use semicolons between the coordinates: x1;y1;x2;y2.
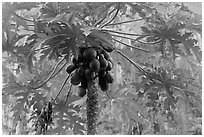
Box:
66;46;114;97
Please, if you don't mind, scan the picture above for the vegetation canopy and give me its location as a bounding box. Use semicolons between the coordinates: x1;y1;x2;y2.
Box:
2;2;202;135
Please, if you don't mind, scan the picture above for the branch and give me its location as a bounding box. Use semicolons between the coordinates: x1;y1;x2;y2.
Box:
111;33;161;45
136;39;162;45
11;23;34;27
116;50;166;85
105;90;112;100
33;46;50;52
81;3;113;20
134;36;162;45
112;37;150;52
90;3;112;16
101;29;142;37
51;74;71;104
110;33;161;45
110;33;137;41
94;7;116;27
65;84;72;104
171;85;184;91
9;9;34;22
171;85;198;94
25;46;50;61
31;58;66;89
115;50;145;72
94;15;108;27
101;4;120;28
51;62;67;79
107;18;143;26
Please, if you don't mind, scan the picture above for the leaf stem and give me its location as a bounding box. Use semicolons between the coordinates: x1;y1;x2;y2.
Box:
101;29;142;37
51;74;71;104
94;16;107;27
9;9;34;22
50;61;67;79
33;46;50;52
135;38;162;45
101;4;120;28
65;84;72;104
112;33;161;45
94;7;116;27
31;58;66;89
115;50;145;72
112;37;150;52
25;46;50;63
90;3;112;16
110;33;137;40
107;18;143;26
126;32;162;45
11;23;35;26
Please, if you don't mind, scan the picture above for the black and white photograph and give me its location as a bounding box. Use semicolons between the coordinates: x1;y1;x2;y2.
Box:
1;1;202;135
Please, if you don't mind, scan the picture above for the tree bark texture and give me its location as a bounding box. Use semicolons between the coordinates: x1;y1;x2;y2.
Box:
86;80;99;135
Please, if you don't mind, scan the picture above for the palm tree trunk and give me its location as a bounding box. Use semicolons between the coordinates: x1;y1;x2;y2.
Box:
86;80;98;135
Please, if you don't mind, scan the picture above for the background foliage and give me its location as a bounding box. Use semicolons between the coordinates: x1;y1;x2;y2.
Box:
2;2;202;135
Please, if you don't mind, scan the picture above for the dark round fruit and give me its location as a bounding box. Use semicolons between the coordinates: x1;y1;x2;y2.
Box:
105;72;114;83
99;76;109;91
77;54;84;63
89;58;100;72
102;50;110;61
104;47;114;53
96;46;103;55
79;47;86;54
99;54;108;69
90;71;96;80
99;69;106;77
83;48;97;60
70;70;81;85
100;42;114;53
85;68;91;78
106;61;113;71
72;58;78;65
78;86;86;97
77;66;85;77
66;64;76;74
81;77;88;89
